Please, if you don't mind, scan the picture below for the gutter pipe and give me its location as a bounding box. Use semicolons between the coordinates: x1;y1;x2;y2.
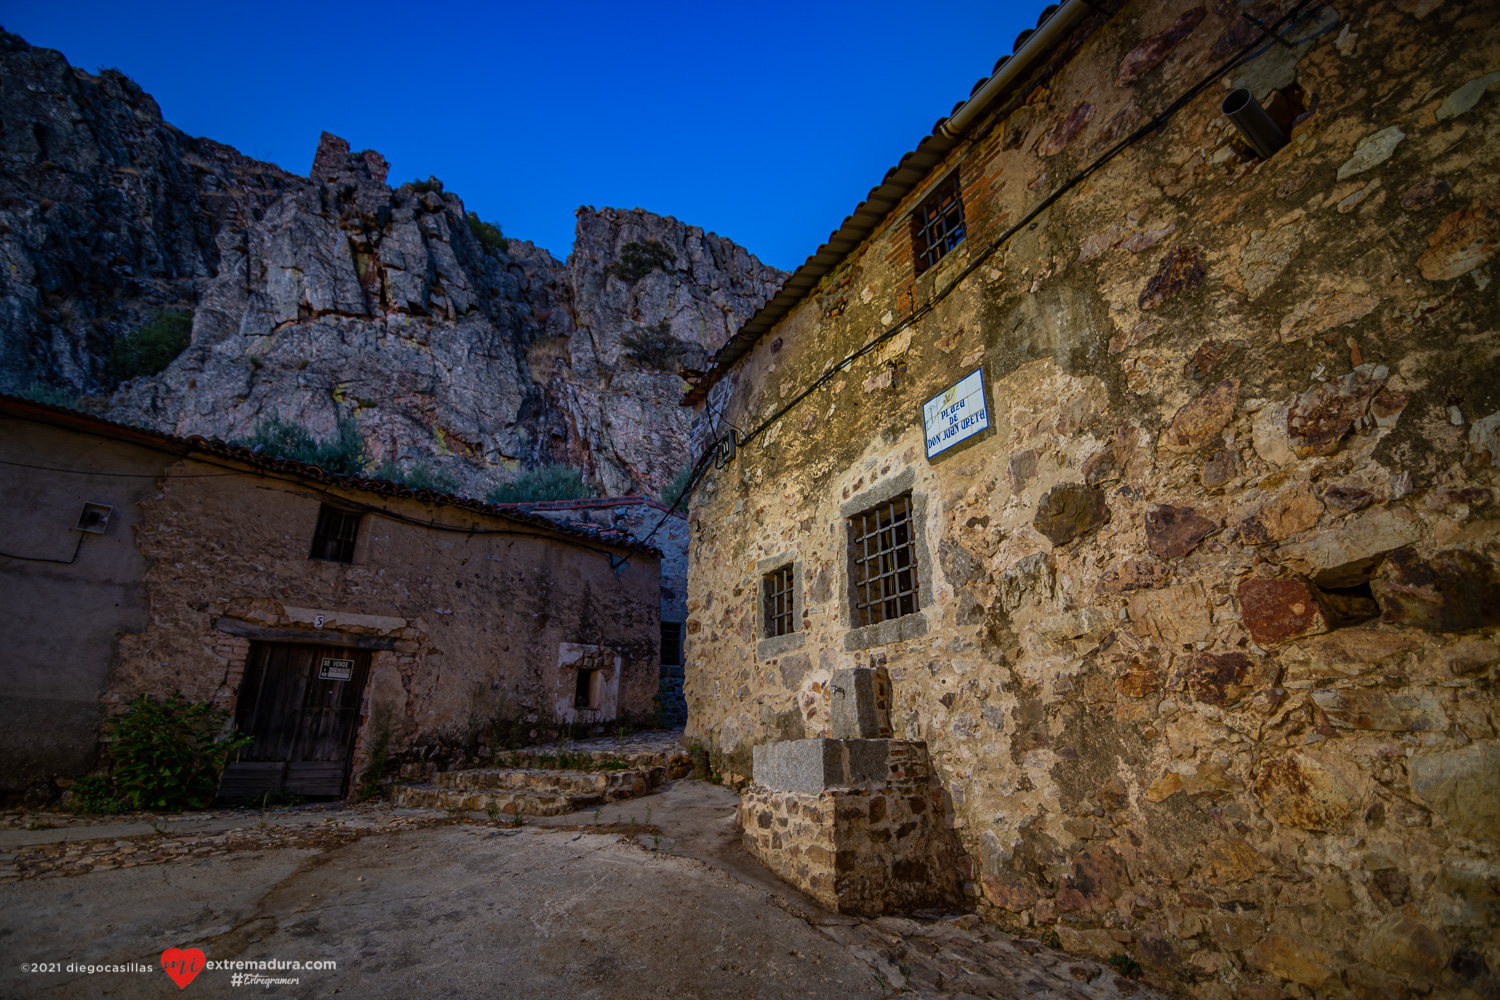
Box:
938;0;1097;139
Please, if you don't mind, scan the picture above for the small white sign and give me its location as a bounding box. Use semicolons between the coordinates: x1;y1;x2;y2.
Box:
318;657;353;681
923;368;989;459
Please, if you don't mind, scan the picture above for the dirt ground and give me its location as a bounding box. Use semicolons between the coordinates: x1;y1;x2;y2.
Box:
1;780;1162;999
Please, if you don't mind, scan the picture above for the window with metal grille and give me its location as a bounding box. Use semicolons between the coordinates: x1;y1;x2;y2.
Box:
849;494;920;627
763;565;795;638
309;505;360;563
910;171;966;276
660;621;683;666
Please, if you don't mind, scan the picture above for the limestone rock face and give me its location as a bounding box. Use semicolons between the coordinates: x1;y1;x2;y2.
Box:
0;34;297;391
0;35;784;499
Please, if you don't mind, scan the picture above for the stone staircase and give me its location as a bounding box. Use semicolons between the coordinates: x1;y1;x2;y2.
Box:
393;764;666;816
392;731;693;817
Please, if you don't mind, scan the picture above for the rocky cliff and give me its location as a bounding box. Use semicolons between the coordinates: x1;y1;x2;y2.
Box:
0;31;783;497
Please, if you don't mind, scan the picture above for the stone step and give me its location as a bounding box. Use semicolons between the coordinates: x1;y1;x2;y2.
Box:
489;747;693;779
434;765;664;799
391;784;590;817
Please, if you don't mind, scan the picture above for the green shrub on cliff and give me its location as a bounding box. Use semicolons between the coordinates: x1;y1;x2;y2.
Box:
658;462;693;510
622;319;684;371
15;381;79;409
467;212;509;255
109;309;192;381
372;459;460;495
245;416;367;476
611;239;676;282
486;465;595;504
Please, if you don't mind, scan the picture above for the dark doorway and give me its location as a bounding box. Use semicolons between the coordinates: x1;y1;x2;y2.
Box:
219;642;372;799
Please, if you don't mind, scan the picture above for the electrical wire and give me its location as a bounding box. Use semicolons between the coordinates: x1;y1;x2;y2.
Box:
0;457;241;478
1;453;639;567
621;0;1326;562
0;532;85;565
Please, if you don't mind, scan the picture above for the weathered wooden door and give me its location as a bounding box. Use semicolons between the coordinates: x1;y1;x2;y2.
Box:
218;642;372;799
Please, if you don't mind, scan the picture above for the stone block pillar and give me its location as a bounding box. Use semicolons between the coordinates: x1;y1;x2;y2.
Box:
829;666;891;739
740;735;959;916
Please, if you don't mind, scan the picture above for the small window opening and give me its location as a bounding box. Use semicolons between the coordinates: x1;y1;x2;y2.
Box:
310;505;361;563
75;502;113;534
849;494;920;627
911;171;966;276
660;621;683;666
574;667;597;709
763;565;795;638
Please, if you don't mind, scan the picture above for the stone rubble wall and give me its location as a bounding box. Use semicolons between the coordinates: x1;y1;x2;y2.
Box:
688;1;1500;996
108;456;661;780
741;740;961;916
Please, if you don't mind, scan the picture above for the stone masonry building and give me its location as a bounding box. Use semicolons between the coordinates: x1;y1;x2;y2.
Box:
683;1;1500;996
0;394;662;801
495;496;691;726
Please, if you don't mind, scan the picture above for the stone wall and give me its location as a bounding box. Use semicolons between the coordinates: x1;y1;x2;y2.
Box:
501;496;690;623
740;739;961;916
687;1;1500;996
108;454;661;776
0;412;164;797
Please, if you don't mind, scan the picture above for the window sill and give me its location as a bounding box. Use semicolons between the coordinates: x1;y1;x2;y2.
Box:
757;631;806;660
843;612;928;652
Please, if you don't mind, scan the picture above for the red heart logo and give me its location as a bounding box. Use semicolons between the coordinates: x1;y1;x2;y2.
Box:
160;947;206;990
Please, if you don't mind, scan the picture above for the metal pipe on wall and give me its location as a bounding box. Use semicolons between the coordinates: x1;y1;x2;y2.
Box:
1222;87;1290;159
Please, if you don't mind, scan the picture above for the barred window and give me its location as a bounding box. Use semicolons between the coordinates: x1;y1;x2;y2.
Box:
911;171;966;276
309;505;360;563
660;620;683;666
762;565;795;638
849;494;920;627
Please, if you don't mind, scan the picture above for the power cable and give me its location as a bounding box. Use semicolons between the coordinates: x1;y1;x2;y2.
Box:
621;0;1327;563
1;453;637;567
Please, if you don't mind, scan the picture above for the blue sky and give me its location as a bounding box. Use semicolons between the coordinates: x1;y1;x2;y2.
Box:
3;1;1049;271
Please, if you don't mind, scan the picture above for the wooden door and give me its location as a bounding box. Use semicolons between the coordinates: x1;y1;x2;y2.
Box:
218;642;372;799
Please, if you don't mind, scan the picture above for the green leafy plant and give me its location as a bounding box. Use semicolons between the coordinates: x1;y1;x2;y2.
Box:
407;176;444;194
67;775;125;815
371;459;459;495
95;692;252;812
1043;930;1061;949
467;212;508;255
15;381;79;409
510;810;523;828
486;801;501;821
658;462;693;509
611;239;676;282
109;309;192;381
1108;954;1143;978
485;464;595;504
245;416;368;476
356;706;393;802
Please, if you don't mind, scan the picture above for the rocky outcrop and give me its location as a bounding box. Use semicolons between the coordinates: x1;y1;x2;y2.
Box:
0;31;297;390
0;32;783;498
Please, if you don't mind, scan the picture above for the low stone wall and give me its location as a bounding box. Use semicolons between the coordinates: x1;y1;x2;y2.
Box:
740;738;960;915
